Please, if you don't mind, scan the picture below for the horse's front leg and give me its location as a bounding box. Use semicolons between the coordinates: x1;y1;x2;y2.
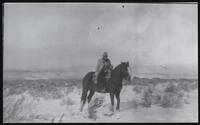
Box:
115;92;120;110
110;93;114;112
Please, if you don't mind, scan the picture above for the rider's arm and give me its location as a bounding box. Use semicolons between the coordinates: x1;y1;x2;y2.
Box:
108;59;113;69
96;59;102;72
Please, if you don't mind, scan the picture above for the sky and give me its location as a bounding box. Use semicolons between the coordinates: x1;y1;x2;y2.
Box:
3;3;198;75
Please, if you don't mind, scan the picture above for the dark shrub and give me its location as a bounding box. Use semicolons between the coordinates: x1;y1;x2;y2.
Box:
133;85;143;94
142;87;153;107
164;82;178;93
132;76;141;85
177;82;191;92
160;92;184;108
190;81;198;90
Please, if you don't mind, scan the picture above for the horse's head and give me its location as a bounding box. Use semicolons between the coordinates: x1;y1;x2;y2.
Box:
120;61;131;83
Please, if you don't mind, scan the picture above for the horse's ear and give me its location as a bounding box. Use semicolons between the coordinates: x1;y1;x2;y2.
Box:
127;61;129;66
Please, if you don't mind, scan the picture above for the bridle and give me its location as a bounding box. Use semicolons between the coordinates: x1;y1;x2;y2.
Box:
128;66;133;79
121;63;133;93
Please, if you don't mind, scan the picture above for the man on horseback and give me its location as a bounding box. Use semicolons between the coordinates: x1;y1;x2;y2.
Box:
94;52;113;85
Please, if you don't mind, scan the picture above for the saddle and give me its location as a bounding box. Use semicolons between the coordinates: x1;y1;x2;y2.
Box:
93;70;110;82
92;69;111;92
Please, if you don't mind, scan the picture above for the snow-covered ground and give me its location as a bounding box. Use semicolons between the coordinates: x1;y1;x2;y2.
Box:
3;79;198;123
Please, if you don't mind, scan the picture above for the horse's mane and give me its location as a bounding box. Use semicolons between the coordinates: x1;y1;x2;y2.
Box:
112;63;122;72
98;63;123;81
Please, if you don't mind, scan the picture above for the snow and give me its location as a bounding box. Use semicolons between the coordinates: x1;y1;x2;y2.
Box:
3;82;198;123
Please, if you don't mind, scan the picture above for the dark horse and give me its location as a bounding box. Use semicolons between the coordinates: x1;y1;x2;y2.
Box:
80;62;131;112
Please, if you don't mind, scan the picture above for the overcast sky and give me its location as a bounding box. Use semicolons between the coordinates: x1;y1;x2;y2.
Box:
4;3;197;73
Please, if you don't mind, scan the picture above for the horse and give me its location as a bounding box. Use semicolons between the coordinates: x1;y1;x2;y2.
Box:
80;61;131;112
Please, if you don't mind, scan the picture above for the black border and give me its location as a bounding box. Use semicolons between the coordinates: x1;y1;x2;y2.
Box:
1;2;4;124
1;0;199;3
1;0;199;124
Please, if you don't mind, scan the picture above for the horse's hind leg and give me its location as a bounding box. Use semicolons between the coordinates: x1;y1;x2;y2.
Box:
87;90;95;104
80;89;88;112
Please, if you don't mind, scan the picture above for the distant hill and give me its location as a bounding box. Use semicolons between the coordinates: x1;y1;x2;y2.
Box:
3;64;197;80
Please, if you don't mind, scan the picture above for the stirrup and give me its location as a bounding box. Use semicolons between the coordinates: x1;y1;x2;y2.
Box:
93;78;97;84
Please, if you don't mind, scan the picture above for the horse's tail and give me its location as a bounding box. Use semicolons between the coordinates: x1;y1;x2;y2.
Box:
80;73;89;102
80;80;87;111
80;72;92;111
81;88;87;102
80;79;87;101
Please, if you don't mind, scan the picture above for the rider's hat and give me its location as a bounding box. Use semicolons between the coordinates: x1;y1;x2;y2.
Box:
103;52;108;57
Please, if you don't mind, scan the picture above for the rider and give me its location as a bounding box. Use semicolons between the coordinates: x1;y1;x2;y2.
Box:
94;52;113;84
